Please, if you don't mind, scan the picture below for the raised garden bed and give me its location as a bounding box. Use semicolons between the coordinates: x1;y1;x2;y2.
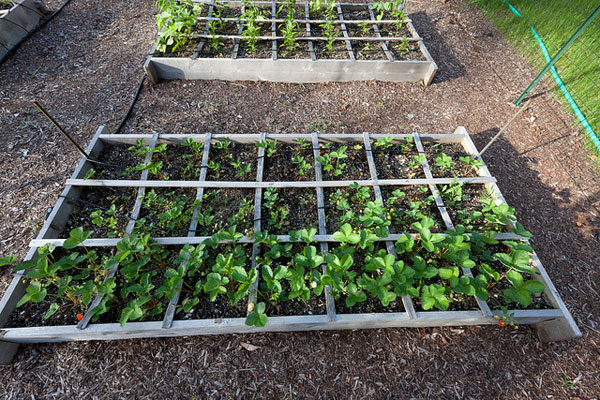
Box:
0;127;581;362
143;0;437;84
0;0;50;59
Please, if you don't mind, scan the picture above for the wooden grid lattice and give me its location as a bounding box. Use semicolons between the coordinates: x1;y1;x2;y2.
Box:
144;1;438;84
0;127;581;345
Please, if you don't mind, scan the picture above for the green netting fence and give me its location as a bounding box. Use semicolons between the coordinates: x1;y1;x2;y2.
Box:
472;0;600;159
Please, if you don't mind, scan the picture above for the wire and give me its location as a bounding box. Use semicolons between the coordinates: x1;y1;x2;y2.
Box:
113;74;147;134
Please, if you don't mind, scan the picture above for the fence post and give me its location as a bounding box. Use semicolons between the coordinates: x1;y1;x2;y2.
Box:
514;4;600;106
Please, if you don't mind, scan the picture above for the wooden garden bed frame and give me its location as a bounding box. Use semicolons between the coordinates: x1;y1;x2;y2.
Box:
0;0;49;59
0;126;580;362
144;0;438;85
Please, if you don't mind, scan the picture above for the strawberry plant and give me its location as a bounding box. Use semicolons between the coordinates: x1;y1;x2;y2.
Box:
256;139;277;157
317;145;347;176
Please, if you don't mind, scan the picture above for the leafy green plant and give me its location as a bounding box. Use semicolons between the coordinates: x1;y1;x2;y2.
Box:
319;0;337;51
12;228;117;321
90;205;120;238
317;145;347;176
434;152;455;172
156;0;203;53
241;0;264;53
263;187;290;230
213;137;232;151
207;5;226;51
207;160;221;178
231;158;252;179
256;139;277;157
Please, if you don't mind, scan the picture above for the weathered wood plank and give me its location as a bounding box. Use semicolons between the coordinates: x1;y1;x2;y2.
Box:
312;133;336;321
29;231;529;248
66;176;496;189
0;308;563;343
98;133;466;145
247;133;265;314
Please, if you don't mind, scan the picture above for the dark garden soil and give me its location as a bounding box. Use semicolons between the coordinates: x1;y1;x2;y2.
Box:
263;143;315;181
343;8;389;61
151;144;197;180
324;186;374;233
180;288;248;319
319;143;369;180
350;41;388;60
92;144;141;180
0;2;12;10
378;21;412;39
5;247;117;328
206;141;257;181
335;294;406;314
266;279;327;317
137;188;199;237
261;187;319;235
277;41;311;59
61;187;138;238
381;185;444;233
238;15;272;60
371;141;425;179
3;0;600;398
424;142;480;178
198;188;255;236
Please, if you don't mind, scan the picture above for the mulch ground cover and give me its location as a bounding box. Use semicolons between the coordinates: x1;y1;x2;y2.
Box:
1;0;600;398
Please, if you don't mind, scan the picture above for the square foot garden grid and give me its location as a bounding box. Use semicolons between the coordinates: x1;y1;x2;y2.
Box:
0;126;581;362
144;0;437;84
0;0;50;59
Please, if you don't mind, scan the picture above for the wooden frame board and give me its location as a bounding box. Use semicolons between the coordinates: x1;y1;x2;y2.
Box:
0;127;581;360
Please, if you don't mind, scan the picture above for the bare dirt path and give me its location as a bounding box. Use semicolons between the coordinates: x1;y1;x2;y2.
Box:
0;0;599;398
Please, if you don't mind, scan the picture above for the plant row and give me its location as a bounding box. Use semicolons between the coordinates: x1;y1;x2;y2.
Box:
85;136;483;182
2;206;545;329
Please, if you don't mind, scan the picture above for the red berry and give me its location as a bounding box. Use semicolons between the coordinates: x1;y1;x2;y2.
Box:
76;313;83;321
498;320;506;327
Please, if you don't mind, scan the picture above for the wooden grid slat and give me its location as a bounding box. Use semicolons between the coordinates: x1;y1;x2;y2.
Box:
271;2;277;60
192;0;215;59
30;231;529;248
304;2;316;61
77;132;160;329
162;132;212;329
312;133;336;321
231;4;245;59
336;3;355;61
363;133;416;318
247;133;266;312
368;4;393;62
